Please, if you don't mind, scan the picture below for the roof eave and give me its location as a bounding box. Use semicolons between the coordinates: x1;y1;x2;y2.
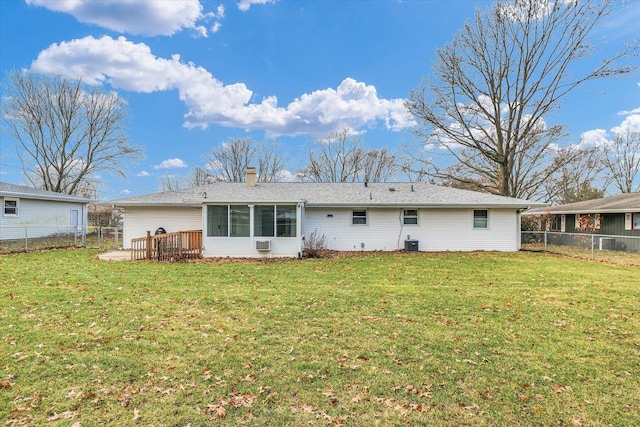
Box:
1;191;90;203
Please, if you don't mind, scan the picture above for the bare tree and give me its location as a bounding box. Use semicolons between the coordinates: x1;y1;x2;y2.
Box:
184;166;216;187
406;0;636;199
158;175;183;192
297;128;398;182
1;71;141;196
204;138;285;182
543;145;606;204
603;130;640;193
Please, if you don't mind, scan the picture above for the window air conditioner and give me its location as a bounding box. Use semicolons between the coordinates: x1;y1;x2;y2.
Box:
256;240;271;251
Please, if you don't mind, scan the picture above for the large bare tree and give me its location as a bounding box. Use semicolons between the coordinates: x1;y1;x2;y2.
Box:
603;130;640;193
1;71;141;196
297;128;398;182
406;0;636;199
204;138;285;182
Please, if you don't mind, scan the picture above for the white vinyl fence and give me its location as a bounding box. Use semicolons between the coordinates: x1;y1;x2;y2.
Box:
0;226;121;253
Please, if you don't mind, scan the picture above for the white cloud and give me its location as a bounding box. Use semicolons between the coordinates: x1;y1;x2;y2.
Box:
31;36;412;137
211;22;222;34
579;128;609;148
136;170;150;177
237;0;275;12
276;169;296;182
611;114;640;135
578;115;640;149
120;189;131;195
154;158;187;169
26;0;205;37
618;107;640;115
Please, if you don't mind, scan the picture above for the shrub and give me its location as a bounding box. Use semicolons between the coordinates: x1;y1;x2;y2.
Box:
302;229;328;258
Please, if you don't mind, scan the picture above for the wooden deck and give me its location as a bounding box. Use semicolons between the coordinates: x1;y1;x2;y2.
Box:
131;230;202;261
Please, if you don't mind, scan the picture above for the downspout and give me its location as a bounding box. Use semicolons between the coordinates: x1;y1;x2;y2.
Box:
298;201;306;259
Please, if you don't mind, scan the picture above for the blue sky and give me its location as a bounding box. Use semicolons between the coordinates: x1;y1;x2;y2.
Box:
1;0;638;200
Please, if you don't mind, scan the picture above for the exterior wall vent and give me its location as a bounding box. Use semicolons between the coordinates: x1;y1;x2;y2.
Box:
256;240;271;251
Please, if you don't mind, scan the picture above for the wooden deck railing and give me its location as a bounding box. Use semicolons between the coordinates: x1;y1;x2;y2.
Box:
131;230;202;261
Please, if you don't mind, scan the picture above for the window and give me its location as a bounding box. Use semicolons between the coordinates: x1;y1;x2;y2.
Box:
277;205;297;237
403;209;418;225
230;205;250;237
255;205;275;237
4;198;18;216
473;210;488;229
207;205;228;236
352;210;367;225
633;213;640;230
575;213;601;231
208;204;297;238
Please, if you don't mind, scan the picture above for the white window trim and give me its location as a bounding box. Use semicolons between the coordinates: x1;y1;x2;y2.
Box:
3;197;19;217
473;209;489;230
403;209;418;225
352;209;367;225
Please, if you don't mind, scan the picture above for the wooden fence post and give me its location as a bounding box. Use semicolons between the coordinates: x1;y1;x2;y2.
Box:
146;231;151;260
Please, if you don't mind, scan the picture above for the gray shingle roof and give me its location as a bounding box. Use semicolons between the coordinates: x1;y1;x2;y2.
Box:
104;182;545;209
524;192;640;215
0;182;90;203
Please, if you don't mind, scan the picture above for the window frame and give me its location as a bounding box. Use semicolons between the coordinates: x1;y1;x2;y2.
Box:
403;209;418;225
352;209;367;225
229;205;250;237
254;204;275;237
208;204;298;238
276;205;297;237
473;209;488;229
633;212;640;230
207;205;229;237
3;197;19;217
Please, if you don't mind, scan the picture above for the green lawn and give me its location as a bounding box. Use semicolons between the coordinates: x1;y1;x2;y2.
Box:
1;250;638;426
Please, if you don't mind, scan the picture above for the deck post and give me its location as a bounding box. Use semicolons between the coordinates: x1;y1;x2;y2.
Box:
146;231;151;260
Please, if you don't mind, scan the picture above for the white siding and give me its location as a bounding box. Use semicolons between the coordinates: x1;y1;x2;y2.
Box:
0;197;87;240
122;206;202;249
304;207;520;252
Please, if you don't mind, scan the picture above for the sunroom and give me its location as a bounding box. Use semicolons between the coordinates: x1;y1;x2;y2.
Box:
202;202;303;258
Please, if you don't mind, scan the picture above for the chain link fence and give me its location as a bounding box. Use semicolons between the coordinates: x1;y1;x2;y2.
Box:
522;231;640;264
0;226;121;254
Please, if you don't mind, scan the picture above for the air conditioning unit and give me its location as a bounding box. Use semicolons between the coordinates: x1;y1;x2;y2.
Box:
599;237;615;251
256;240;271;251
404;239;419;252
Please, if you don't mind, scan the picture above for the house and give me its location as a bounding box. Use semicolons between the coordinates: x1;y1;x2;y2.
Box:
522;192;640;251
0;182;90;240
522;193;640;234
105;168;545;258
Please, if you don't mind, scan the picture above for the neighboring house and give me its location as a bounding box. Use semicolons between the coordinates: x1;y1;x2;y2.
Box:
0;182;90;240
105;168;545;258
522;193;640;251
523;193;640;235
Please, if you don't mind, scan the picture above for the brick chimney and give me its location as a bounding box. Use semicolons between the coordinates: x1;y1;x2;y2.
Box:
246;167;257;187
